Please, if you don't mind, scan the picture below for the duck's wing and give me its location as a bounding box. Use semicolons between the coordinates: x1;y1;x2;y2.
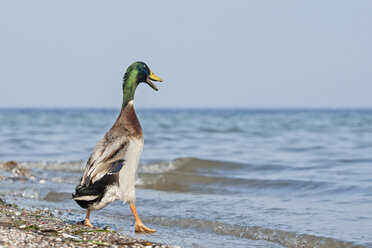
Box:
80;132;129;186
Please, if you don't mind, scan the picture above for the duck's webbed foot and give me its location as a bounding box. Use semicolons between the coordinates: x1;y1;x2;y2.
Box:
84;210;94;228
84;218;93;228
134;221;156;233
130;204;156;233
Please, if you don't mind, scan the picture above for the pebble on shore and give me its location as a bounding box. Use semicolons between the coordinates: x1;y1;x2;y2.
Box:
0;198;177;248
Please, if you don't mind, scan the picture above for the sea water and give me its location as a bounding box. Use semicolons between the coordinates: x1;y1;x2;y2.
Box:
0;108;371;247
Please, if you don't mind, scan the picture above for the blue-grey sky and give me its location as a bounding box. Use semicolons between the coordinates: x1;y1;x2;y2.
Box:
1;1;371;108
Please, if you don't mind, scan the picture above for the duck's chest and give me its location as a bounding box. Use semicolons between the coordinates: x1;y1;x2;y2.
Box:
122;101;143;139
115;102;144;181
116;137;143;202
117;137;143;185
122;137;144;171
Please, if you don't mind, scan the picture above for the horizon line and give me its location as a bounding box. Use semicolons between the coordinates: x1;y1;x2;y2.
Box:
1;106;372;110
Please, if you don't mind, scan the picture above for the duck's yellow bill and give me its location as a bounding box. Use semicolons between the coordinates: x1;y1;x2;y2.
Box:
148;70;163;82
146;70;163;91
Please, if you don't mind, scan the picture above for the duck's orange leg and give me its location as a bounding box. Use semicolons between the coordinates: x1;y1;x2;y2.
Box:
130;204;156;233
84;210;93;228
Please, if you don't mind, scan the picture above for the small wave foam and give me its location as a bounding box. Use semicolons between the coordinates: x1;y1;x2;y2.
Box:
1;185;72;202
138;160;180;174
14;160;85;172
3;157;256;174
140;157;244;174
145;217;363;248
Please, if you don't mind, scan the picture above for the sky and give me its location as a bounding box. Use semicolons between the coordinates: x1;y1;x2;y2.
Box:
0;0;371;109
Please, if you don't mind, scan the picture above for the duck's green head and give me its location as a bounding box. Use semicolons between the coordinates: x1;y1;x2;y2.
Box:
122;61;163;106
123;61;162;91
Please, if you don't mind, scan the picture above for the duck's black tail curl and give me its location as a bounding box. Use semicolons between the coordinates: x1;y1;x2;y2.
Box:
73;185;102;209
72;173;119;209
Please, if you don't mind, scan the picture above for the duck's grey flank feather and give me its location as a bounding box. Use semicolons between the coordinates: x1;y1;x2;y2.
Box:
84;137;129;184
80;102;142;186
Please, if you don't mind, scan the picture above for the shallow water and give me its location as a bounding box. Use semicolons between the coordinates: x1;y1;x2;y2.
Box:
0;108;371;247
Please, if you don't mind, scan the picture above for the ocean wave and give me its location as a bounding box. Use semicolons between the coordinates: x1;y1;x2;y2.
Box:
2;158;328;195
2;158;361;197
135;158;327;194
1;157;243;174
139;157;245;174
136;172;327;194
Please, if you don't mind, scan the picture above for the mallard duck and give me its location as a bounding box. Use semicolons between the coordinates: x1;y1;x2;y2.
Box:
73;61;162;233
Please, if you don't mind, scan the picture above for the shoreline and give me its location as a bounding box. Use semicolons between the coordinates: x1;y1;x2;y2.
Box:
0;198;177;248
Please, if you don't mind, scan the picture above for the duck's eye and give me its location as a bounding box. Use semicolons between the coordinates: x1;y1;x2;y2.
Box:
143;65;146;68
